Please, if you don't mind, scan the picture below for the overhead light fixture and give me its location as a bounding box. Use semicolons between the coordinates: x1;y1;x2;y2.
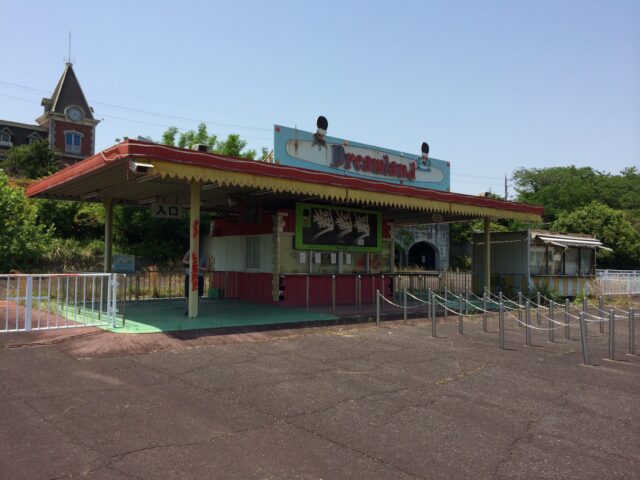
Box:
202;183;221;191
129;160;154;174
138;196;156;205
135;174;160;183
80;191;99;200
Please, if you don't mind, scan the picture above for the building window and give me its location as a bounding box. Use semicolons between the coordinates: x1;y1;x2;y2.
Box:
530;245;546;275
547;247;563;275
245;237;260;269
28;134;41;144
579;248;593;275
564;248;579;275
64;131;82;154
0;130;12;146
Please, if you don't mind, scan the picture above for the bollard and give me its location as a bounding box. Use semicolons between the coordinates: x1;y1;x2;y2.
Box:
548;300;555;343
608;310;615;361
458;293;464;335
482;292;488;332
579;312;589;365
429;289;436;337
444;288;448;319
498;292;505;350
517;291;523;328
403;289;407;322
465;288;469;316
565;298;571;340
376;289;380;326
582;297;587;315
537;292;542;325
525;300;532;346
599;296;605;334
629;308;636;356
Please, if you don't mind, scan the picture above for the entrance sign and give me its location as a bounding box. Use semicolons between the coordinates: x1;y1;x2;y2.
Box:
295;202;382;253
274;125;450;191
151;203;182;219
112;254;135;273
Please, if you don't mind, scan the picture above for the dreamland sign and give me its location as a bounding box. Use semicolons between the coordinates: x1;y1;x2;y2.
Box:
273;125;450;191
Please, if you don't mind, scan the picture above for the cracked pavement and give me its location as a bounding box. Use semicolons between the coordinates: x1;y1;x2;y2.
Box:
1;315;639;479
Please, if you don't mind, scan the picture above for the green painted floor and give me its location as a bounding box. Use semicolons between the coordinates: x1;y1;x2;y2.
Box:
102;299;339;334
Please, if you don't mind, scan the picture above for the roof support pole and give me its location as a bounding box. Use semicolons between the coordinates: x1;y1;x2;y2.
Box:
188;181;201;318
103;197;113;273
484;218;491;294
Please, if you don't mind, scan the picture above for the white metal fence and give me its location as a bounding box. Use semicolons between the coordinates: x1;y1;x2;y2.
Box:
596;270;640;295
1;273;121;333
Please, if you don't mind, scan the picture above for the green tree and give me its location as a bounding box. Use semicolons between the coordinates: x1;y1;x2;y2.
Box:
552;201;640;269
513;166;640;222
0;172;54;271
161;123;257;159
2;140;59;179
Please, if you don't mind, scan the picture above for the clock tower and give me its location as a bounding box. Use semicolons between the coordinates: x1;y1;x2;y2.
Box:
36;62;99;165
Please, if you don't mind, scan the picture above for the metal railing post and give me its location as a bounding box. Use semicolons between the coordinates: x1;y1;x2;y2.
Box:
629;308;636;356
306;275;310;310
579;312;589;365
548;300;555;343
331;275;336;313
498;292;505;350
608;309;615;361
376;289;380;326
403;288;407;322
565;298;571;340
458;292;464;335
111;274;118;328
525;300;532;346
24;275;33;332
536;292;541;325
482;292;488;332
582;297;587;316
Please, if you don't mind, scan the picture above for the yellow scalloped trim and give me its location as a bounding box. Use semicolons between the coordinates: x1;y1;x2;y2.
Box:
151;159;541;222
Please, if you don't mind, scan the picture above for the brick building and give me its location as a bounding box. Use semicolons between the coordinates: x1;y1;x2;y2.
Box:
0;63;99;165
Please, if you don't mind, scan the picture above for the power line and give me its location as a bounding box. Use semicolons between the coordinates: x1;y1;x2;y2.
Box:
0;80;272;133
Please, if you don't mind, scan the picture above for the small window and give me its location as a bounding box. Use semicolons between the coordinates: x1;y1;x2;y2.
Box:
64;131;82;154
245;237;260;269
530;245;546;275
564;249;579;275
28;135;40;144
0;131;11;146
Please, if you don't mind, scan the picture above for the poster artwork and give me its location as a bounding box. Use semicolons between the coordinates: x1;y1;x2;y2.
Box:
296;203;381;252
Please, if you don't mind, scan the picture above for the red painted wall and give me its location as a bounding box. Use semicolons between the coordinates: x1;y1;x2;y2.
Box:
211;271;274;303
279;274;392;307
53;120;94;157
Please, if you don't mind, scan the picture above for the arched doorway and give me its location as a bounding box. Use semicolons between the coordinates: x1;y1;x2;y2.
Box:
408;242;437;270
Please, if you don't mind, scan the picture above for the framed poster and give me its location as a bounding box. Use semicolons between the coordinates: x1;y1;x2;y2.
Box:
295;203;382;253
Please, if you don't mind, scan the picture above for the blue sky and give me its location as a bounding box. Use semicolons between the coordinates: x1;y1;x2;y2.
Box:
1;0;638;196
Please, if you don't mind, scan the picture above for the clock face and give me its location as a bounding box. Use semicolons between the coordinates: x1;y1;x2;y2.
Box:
67;107;83;122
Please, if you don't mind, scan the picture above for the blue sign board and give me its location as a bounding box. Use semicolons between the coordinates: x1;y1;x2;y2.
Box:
273;125;450;191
